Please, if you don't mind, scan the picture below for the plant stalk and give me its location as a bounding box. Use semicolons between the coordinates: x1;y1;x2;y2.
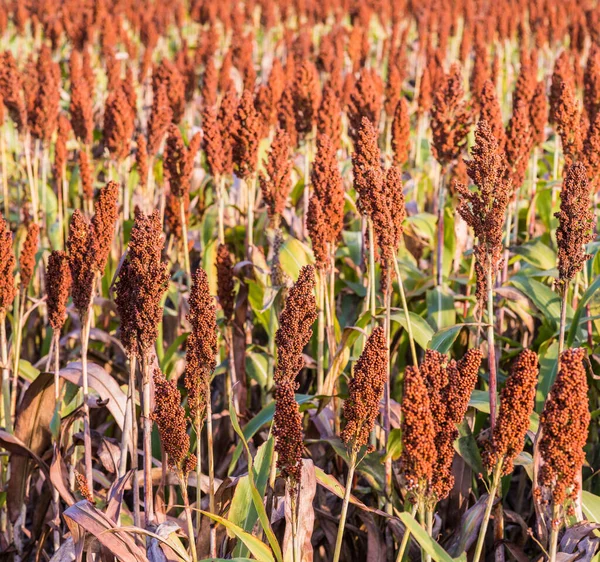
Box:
332;450;357;562
80;308;94;491
548;504;560;562
179;196;192;285
395;504;419;562
206;384;216;557
141;354;155;526
486;258;497;431
1;313;11;433
180;473;198;562
472;461;502;562
393;257;418;368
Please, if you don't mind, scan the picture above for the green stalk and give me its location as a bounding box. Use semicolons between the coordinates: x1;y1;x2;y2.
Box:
303;140;311;241
486;259;497;430
246;175;256;259
332;450;357;562
393;257;418;368
195;419;202;539
10;290;24;419
1;129;8;219
180;472;198;562
217;175;225;245
367;219;377;323
1;312;11;433
52;330;61;550
81;308;94;491
179;196;192;285
384;280;392;513
417;504;429;562
558;284;568;355
548;504;560;562
472;461;503;562
141;354;155;527
316;269;325;394
206;384;216;558
395;504;418;562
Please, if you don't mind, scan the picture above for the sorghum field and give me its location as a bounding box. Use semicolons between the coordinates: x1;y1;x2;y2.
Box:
0;0;600;561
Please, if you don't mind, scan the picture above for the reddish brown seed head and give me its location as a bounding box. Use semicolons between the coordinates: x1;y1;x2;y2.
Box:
202;104;224;178
400;364;437;498
70;74;94;146
152;368;195;473
479;80;506;151
47;250;72;332
292;60;320;141
114;209;169;359
103;86;134;162
554;80;583;171
259;129;292;221
232;90;261;180
456;120;511;308
538;348;590;506
274;265;317;385
152;60;185;124
308;134;345;270
79;150;94;203
216;243;235;323
348;69;383;142
483;349;539;475
391;97;410;168
505;100;534;192
147;82;173;156
90;181;119;274
352;117;383;219
430;63;472;168
550;51;575;125
0;214;15;313
555;162;595;286
67;210;95;315
19;222;39;292
341;327;387;452
164;125;199;199
184;267;218;423
316;84;342;150
273;375;304;487
29;45;60;144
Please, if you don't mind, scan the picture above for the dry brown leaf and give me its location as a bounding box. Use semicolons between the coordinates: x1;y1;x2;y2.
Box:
283;459;316;562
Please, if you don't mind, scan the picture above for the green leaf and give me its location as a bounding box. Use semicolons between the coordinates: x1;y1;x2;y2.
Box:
341;230;362;267
399;512;466;562
228;394;313;474
567;274;600;347
229;438;274;558
200;511;274;562
455;420;484;477
18;360;39;383
470;390;539;432
510;276;564;327
536;341;559;412
230;402;283;562
405;213;437;242
279;236;314;280
426;286;456;331
582;491;600;523
442;207;455;281
246;351;269;388
390;310;434;350
429;325;465;354
513;239;557;270
159;333;189;374
385;428;403;462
